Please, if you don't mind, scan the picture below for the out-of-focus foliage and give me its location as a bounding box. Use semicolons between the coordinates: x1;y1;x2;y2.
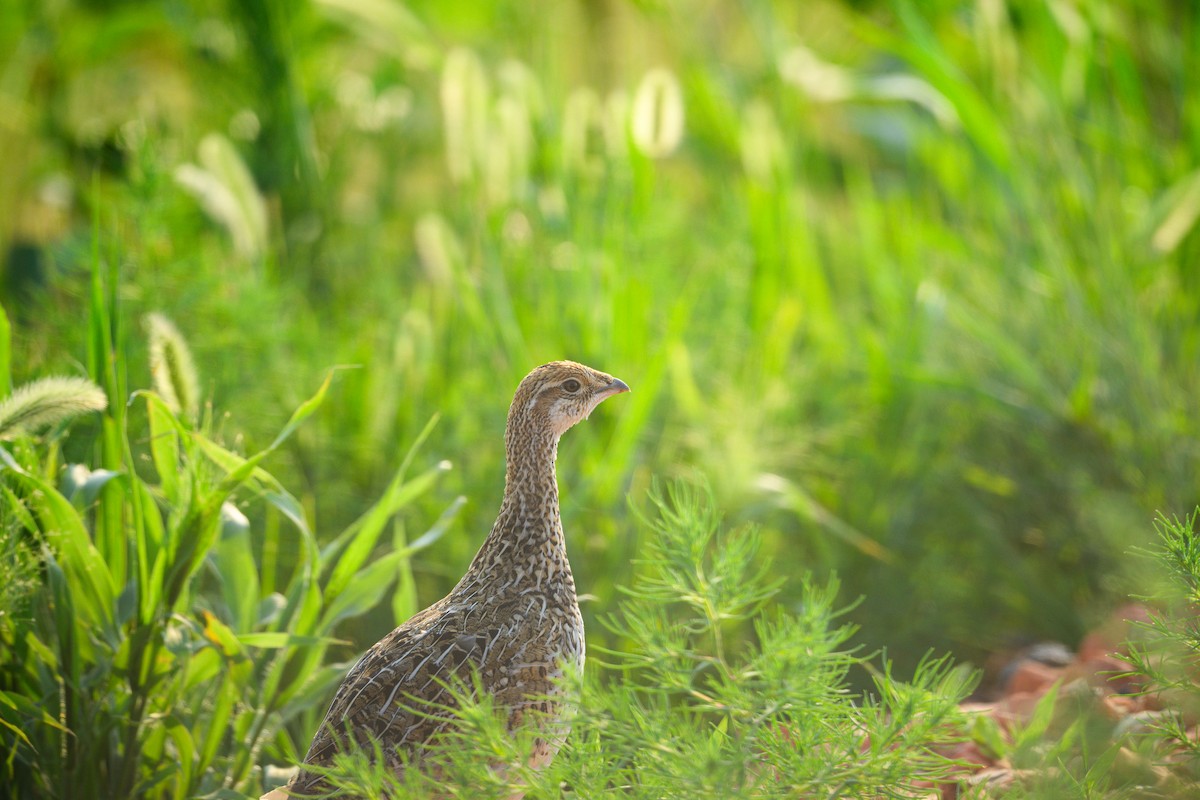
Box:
1;0;1199;793
0;286;458;797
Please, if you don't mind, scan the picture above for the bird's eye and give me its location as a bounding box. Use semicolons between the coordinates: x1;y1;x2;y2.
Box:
562;379;582;393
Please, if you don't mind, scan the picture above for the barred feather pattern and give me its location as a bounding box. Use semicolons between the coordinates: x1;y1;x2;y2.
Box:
285;362;628;797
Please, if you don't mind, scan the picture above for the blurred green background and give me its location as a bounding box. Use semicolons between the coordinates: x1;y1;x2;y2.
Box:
3;0;1199;677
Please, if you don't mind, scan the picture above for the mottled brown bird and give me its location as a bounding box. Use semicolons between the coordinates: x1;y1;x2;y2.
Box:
266;361;629;798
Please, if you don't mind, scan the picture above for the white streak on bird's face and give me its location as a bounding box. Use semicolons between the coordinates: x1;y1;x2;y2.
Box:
520;363;628;438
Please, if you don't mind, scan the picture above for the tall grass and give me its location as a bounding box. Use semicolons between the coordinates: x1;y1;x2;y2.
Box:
2;0;1198;743
267;481;978;799
0;276;977;797
0;269;458;796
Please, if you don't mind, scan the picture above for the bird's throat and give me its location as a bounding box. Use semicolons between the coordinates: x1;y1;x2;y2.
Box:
462;427;572;591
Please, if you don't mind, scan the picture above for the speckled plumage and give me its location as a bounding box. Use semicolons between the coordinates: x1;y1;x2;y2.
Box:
278;361;628;797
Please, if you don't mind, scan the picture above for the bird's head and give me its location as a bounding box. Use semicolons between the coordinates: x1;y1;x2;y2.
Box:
508;361;630;439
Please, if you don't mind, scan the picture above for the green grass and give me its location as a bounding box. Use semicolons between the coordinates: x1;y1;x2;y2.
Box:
2;0;1199;796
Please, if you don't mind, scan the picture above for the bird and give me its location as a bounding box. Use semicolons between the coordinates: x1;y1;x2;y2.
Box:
265;361;629;798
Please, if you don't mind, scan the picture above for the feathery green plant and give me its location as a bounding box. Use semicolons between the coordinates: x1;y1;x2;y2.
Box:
296;481;976;799
145;312;201;422
0;376;107;440
1124;513;1200;784
4;2;1200;796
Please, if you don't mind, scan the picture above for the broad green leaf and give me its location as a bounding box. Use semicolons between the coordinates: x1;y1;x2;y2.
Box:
257;592;287;627
60;464;121;506
2;483;36;532
198;679;237;775
324;459;451;602
262;489;312;539
0;689;71;746
200;371;338;542
157;372;331;614
3;467;116;631
212;502;259;631
42;550;81;691
258;496;324;716
236;632;339;649
161;505;224;613
182;648;222;693
200;610;245;660
190;425;315;538
319;549;407;631
267;369;338;454
395;412;441;486
399;494;464;556
144;390;184;503
390;495;465;624
1011;682;1061;750
164;715;196;800
22;630;59;670
135;478;166;623
192;433;283;495
275;663;355;722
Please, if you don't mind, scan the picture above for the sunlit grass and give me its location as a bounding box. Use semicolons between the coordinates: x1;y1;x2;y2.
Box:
2;0;1199;795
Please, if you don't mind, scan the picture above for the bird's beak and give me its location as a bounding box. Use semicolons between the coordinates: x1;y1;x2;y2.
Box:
599;377;630;400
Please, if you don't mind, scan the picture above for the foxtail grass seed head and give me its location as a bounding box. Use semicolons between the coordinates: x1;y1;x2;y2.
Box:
496;59;545;122
0;377;107;440
414;212;462;290
779;46;854;102
501;211;533;246
1152;171;1200;254
146;313;201;422
483;133;512;207
739;99;787;184
312;0;437;68
369;86;413;131
441;47;490;184
486;94;532;206
865;74;958;129
337;71;413;133
174;133;268;259
603;89;631;161
229;108;261;141
562;87;603;176
337;70;374;112
537;185;568;224
978;0;1021;96
631;68;684;158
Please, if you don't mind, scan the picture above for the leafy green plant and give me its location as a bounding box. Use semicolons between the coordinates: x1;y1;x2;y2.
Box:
291;481;977;799
5;0;1200;757
0;288;459;798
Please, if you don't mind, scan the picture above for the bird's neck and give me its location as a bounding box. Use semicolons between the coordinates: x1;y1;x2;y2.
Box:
503;424;559;494
496;425;562;543
461;424;576;595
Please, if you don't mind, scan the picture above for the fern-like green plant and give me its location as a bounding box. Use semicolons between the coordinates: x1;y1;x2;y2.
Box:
1124;513;1200;787
298;481;977;799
